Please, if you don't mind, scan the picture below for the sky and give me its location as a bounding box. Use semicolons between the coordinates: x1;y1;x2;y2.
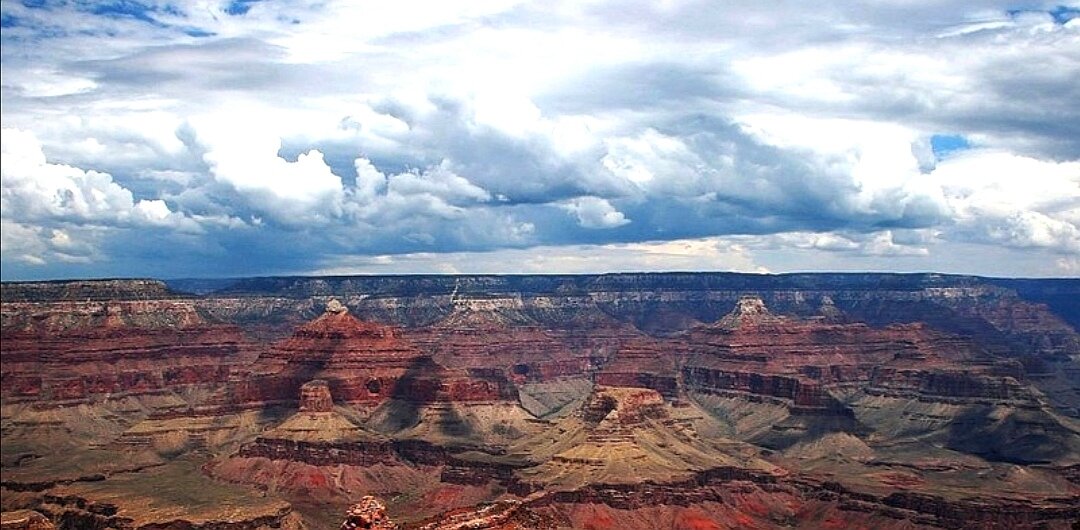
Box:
1;0;1078;280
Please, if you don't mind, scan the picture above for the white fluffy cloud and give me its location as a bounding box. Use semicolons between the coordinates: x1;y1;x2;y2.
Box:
193;113;346;226
0;128;202;267
1;1;1077;278
558;196;630;229
932;151;1080;252
1;129;189;229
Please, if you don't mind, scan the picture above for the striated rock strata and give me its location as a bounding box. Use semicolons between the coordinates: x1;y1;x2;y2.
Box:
3;275;1079;530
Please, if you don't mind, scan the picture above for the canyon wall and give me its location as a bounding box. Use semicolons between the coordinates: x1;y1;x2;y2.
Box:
3;273;1078;529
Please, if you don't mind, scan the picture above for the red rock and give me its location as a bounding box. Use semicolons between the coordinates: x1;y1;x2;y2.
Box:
0;299;253;406
0;511;56;530
4;277;1080;530
341;496;397;529
265;300;423;367
299;380;334;412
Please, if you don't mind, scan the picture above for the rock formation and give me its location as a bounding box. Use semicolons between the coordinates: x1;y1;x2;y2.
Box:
0;511;55;530
0;298;252;407
299;380;334;412
340;496;397;529
3;274;1079;529
510;386;781;492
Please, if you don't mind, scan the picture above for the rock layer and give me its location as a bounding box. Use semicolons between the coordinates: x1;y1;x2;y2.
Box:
3;274;1078;530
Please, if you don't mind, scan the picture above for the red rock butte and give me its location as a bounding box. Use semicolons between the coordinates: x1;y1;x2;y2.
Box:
268;299;424;366
298;379;334;412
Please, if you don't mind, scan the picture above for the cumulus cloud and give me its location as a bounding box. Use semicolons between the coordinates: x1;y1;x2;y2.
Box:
558;196;630;229
0;128;204;268
1;129;190;229
1;0;1078;279
0;220;99;266
754;230;933;257
189;111;346;225
931;151;1080;252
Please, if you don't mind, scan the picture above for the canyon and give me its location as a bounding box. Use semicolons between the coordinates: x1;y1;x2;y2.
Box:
1;273;1078;529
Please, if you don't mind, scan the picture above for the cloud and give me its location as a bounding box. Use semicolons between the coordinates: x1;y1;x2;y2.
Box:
344;158;496;229
932;150;1080;252
192;113;346;226
750;229;933;258
1;128;190;229
558;196;630;229
0;128;207;269
314;236;766;275
1;1;1078;279
0;219;99;266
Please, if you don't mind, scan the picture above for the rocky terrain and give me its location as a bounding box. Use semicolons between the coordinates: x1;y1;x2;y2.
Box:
2;273;1079;529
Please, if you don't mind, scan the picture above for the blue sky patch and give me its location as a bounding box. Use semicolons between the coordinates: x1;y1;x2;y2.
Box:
930;134;971;159
183;27;215;37
225;0;261;16
1007;5;1079;24
1049;5;1079;24
91;1;159;23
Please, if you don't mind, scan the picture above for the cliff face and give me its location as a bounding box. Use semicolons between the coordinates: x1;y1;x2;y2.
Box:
2;274;1079;530
1;279;175;302
0;298;253;407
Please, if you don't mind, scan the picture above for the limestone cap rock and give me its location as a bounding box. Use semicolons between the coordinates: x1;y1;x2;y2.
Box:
326;299;348;314
717;295;779;328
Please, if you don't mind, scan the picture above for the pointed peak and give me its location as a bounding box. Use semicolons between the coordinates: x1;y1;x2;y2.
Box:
717;295;779;328
291;301;399;341
325;298;348;315
818;295;844;321
734;296;769;316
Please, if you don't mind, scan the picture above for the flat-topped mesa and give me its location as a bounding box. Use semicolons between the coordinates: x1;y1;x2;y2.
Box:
513;385;782;489
2;298;206;334
0;279;174;302
575;387;672;447
299;379;333;412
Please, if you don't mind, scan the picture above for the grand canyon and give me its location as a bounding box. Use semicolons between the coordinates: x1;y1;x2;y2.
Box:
2;273;1078;529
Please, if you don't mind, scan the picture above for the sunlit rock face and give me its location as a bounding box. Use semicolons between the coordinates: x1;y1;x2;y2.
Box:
0;511;56;530
340;496;397;530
